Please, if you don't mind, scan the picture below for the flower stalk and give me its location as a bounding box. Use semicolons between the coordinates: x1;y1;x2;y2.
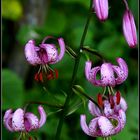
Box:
55;0;93;139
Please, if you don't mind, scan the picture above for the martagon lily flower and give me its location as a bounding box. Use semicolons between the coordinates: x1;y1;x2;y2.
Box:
85;58;128;87
80;92;127;137
3;105;46;132
25;36;65;82
93;0;109;21
123;10;137;48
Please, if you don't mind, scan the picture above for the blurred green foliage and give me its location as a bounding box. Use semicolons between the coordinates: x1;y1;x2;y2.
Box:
2;0;138;140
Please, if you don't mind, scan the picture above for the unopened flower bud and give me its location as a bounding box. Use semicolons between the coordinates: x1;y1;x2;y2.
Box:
93;0;109;21
123;10;137;48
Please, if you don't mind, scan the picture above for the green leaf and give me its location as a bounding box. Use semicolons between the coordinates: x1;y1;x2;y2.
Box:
37;10;67;35
97;35;125;60
2;69;24;110
66;95;84;116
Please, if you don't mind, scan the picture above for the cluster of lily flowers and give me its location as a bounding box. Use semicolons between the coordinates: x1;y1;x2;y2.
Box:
80;57;128;138
3;0;137;139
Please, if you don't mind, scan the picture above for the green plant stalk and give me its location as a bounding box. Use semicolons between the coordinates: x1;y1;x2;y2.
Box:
55;0;93;139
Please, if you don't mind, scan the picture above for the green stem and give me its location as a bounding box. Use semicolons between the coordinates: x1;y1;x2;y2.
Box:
24;101;63;111
55;0;93;139
82;46;105;61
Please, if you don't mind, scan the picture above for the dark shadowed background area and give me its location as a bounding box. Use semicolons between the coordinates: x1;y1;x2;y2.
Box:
2;0;138;140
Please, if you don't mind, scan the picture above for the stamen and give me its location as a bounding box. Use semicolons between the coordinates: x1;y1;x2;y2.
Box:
116;91;121;105
54;69;59;79
34;73;39;82
29;136;32;140
34;72;43;82
39;72;43;82
109;95;115;109
97;93;104;108
47;70;54;80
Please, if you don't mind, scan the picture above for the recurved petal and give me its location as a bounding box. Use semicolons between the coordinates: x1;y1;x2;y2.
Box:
88;100;101;117
118;109;126;129
117;58;128;77
85;61;92;81
12;109;25;131
24;113;39;132
56;38;65;63
4;114;13;132
114;97;127;112
108;115;122;135
103;100;114;117
88;117;99;137
119;97;127;112
38;106;47;128
101;63;115;87
4;109;13;122
25;40;41;65
80;115;91;136
113;58;128;85
98;116;114;137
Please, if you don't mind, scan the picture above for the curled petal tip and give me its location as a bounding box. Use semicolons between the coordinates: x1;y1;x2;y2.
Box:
80;115;91;136
57;38;65;62
38;106;47;128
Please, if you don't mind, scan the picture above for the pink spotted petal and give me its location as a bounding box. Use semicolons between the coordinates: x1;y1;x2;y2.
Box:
80;115;91;136
88;100;102;117
108;115;122;135
114;96;127;112
101;63;115;87
113;58;128;85
118;109;126;129
12;109;25;131
116;58;128;80
38;106;47;128
25;40;42;65
4;113;13;132
85;61;92;81
123;10;137;48
4;109;13;122
93;0;108;21
40;44;58;64
88;117;99;137
24;113;39;132
103;100;114;117
85;61;102;86
98;116;114;137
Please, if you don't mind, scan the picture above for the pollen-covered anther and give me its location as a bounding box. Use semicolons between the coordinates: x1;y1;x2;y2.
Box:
116;91;121;105
97;93;104;108
34;72;43;82
109;95;115;109
46;69;59;80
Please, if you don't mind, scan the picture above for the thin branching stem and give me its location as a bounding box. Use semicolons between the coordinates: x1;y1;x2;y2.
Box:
55;0;93;139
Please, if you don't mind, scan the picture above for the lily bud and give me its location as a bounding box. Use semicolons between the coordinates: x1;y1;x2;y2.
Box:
93;0;109;21
123;10;137;48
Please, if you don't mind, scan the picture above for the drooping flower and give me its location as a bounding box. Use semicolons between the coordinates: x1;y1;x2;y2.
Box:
80;92;127;137
123;10;137;48
85;58;128;87
24;36;65;82
93;0;109;21
3;105;46;132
